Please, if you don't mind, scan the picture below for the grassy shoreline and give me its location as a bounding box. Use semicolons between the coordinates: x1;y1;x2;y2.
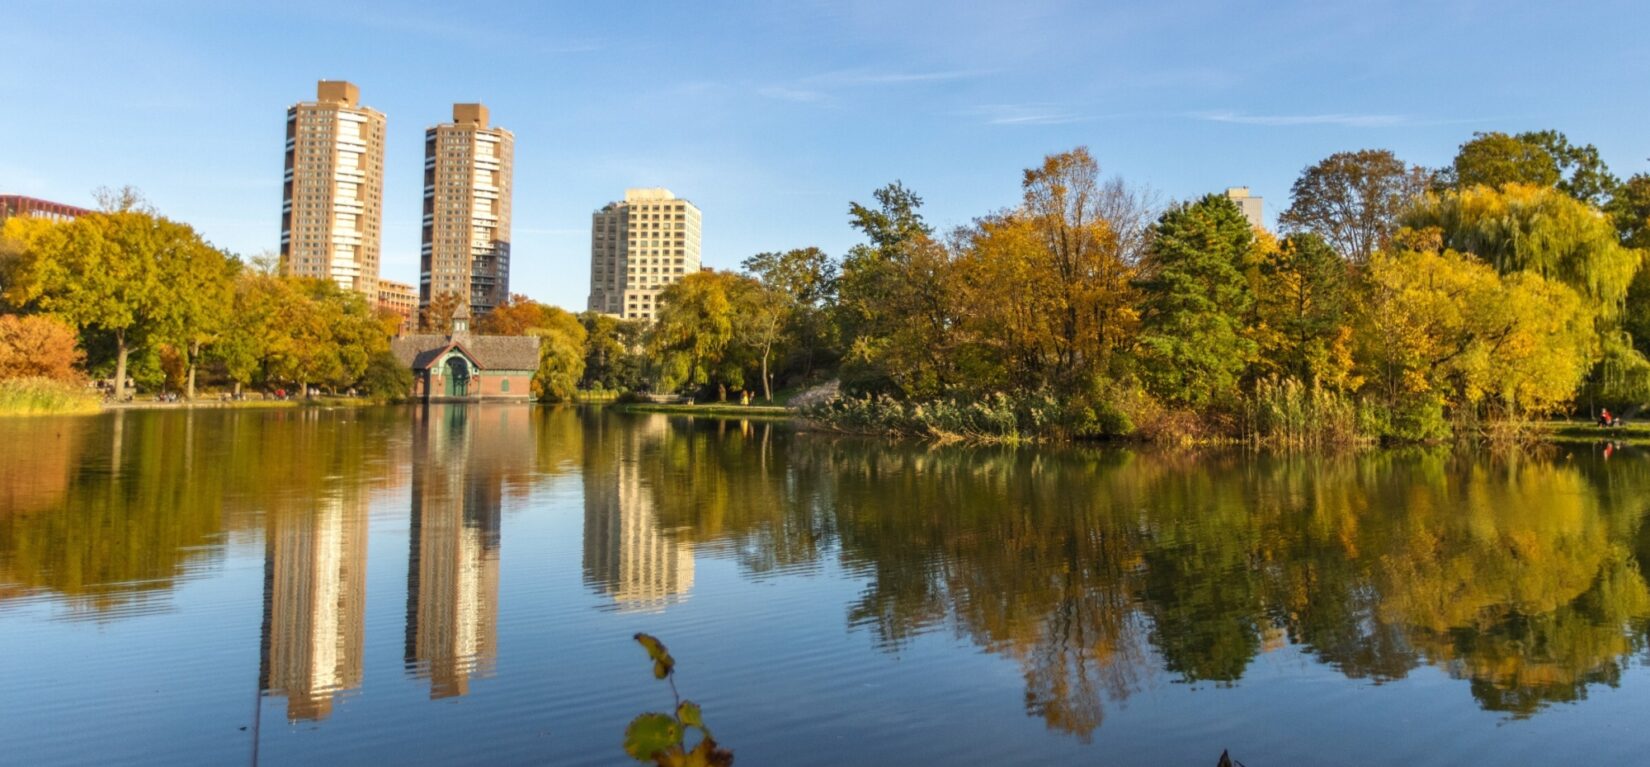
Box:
608;401;1650;448
14;388;1640;449
1539;420;1650;444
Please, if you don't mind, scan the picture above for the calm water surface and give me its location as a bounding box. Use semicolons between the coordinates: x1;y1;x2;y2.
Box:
3;406;1650;765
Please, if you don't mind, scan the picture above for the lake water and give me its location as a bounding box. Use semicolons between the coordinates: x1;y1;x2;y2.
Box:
2;405;1649;765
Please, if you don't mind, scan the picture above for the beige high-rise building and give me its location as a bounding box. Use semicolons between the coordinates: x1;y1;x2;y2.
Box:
421;103;514;319
1226;186;1265;230
281;81;386;297
587;188;702;321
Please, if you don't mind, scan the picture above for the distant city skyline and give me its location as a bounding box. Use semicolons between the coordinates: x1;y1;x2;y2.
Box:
4;1;1647;311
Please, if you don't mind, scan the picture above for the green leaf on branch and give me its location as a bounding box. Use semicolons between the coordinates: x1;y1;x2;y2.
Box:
676;700;704;730
623;713;681;762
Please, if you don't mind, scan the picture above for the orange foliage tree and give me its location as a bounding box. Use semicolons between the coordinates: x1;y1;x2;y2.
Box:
0;314;83;381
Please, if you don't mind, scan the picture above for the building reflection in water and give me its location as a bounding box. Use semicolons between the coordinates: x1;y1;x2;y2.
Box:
258;491;369;721
582;414;694;611
404;405;506;698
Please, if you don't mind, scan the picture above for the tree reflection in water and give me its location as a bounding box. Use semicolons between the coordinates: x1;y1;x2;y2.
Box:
633;419;1650;737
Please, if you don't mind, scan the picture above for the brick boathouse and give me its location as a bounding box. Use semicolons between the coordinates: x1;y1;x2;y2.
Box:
390;316;539;402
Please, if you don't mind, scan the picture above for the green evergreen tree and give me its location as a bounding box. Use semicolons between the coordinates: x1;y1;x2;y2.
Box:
1134;194;1257;407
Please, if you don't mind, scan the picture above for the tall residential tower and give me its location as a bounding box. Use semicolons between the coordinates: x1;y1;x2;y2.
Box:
280;81;386;297
421;103;514;319
1225;186;1265;230
586;188;702;321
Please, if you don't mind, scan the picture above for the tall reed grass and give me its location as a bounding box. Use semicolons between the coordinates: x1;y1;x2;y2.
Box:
1237;377;1369;446
0;377;101;417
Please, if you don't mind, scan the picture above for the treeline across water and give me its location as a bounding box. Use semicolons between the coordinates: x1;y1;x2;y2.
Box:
644;132;1650;443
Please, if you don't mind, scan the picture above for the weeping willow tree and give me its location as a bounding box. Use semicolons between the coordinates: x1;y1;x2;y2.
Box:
1406;183;1650;406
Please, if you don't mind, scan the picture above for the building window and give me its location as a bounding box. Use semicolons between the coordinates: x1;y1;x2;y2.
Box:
501;378;510;393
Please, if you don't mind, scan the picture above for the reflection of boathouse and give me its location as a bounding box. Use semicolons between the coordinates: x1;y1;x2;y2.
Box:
390;315;538;402
582;415;694;610
259;493;369;721
404;405;504;698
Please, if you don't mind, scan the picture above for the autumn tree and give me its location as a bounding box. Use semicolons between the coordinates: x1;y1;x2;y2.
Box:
1609;173;1650;250
1520;130;1619;205
579;311;645;392
2;207;223;401
93;185;153;215
953;214;1062;390
159;240;237;398
419;291;463;333
531;307;587;402
1447;131;1561;191
359;350;412;401
213;270;289;395
1019;147;1136;384
734;280;790;401
1278;149;1430;264
1133;194;1258;407
263;279;387;396
835;183;960;397
1608;174;1650;363
0;314;83;381
651;271;740;397
477;294;558;335
1358;242;1593;435
1446;131;1618;205
1408;184;1640;313
741;247;839;378
1250;232;1356;389
0;216;58;313
1406;183;1648;403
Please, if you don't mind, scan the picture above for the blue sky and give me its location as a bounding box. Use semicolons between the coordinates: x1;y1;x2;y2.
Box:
4;1;1647;310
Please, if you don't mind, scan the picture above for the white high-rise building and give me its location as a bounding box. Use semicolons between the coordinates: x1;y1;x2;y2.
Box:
587;188;702;321
280;81;386;297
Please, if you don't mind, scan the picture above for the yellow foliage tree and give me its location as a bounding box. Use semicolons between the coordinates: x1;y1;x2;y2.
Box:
530;306;587;402
1360;244;1593;429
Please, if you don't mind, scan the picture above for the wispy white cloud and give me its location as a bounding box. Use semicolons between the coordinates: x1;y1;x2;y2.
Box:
1192;110;1409;127
966;104;1088;126
739;67;987;108
961;104;1151;127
